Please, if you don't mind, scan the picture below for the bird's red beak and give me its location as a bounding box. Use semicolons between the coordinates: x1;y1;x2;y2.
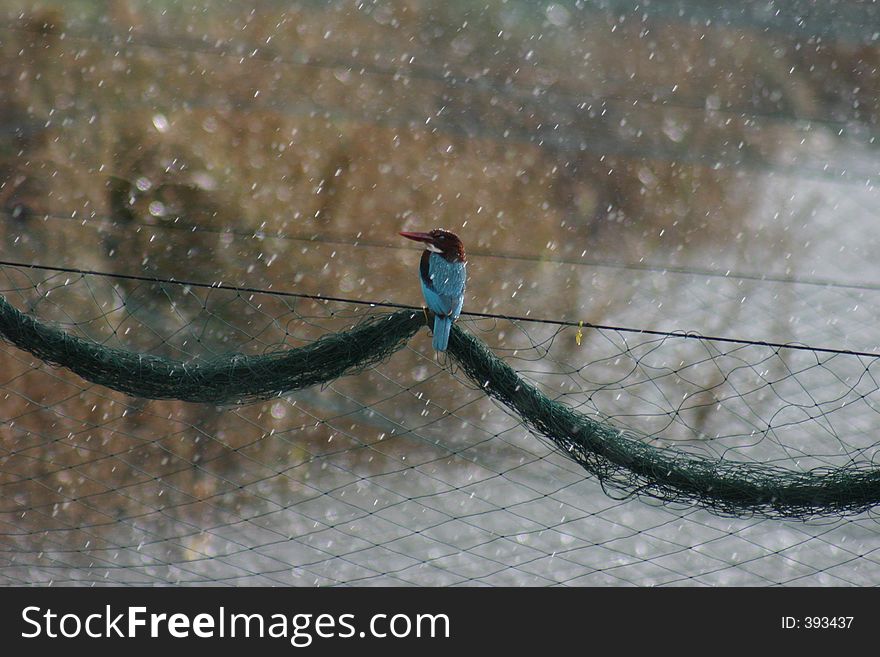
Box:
399;231;434;244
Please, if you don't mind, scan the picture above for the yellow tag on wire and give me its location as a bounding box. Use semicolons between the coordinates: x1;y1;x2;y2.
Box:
575;320;583;346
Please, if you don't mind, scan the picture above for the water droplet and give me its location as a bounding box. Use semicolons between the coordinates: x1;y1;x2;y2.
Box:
152;114;169;133
546;4;570;27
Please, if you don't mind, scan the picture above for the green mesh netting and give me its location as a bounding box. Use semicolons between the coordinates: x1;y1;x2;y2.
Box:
2;293;878;520
0;295;424;403
447;326;880;518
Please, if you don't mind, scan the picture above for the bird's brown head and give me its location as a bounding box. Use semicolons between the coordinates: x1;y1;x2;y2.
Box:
399;229;466;263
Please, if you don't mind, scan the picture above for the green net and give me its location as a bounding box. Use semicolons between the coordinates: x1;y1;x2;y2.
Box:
2;265;880;585
0;293;424;404
448;326;880;518
2;276;879;520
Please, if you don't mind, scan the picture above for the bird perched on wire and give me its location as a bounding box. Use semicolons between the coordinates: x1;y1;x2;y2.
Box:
399;229;467;352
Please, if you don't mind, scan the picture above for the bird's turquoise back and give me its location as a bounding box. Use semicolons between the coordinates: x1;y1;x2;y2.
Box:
420;253;466;317
419;252;466;351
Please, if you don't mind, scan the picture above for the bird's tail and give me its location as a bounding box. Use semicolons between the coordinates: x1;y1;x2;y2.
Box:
432;315;453;351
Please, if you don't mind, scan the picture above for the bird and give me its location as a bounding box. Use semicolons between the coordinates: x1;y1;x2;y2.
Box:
399;229;467;352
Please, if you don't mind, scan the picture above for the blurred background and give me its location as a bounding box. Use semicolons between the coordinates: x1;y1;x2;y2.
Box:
1;0;879;585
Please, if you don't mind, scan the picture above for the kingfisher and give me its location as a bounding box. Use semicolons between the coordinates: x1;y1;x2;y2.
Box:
399;229;467;352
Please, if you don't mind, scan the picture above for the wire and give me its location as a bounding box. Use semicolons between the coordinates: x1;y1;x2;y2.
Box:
2;257;878;360
8;207;880;297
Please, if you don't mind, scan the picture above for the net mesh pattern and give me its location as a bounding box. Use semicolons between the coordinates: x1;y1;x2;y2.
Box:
2;266;879;586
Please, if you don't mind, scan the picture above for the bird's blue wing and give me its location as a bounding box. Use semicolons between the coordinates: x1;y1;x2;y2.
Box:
420;254;466;318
